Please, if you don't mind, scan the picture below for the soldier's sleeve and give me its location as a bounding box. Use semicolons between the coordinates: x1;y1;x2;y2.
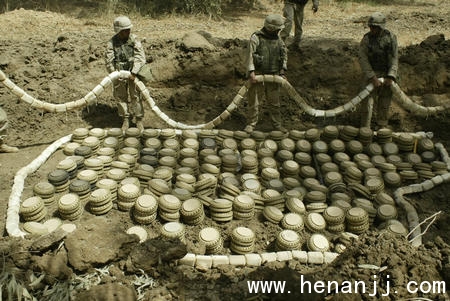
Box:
358;35;376;80
280;39;288;71
246;34;259;74
131;38;146;75
105;39;116;74
387;33;399;80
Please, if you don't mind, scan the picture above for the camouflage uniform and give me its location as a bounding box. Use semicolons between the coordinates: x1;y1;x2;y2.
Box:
246;16;288;132
0;106;18;153
358;24;398;128
280;0;319;47
105;31;146;127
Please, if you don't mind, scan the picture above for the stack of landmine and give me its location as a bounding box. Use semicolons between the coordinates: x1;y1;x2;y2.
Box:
230;226;256;254
198;227;223;254
132;194;158;224
180;197;205;225
20;196;47;222
20;125;445;250
33;182;56;206
58;193;83;220
87;188;113;215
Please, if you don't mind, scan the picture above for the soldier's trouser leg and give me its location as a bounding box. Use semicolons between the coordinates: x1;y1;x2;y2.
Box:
131;81;145;132
293;4;306;44
114;80;129;118
128;80;144;119
360;95;374;128
247;83;261;128
114;80;130;131
376;85;392;127
266;82;282;128
0;107;18;152
280;3;295;41
0;107;8;137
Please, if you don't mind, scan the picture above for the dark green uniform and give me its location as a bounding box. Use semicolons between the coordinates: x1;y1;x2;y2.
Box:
359;28;398;127
246;28;288;130
105;33;146;119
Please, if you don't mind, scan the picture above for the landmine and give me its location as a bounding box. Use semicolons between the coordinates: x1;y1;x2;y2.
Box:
6;125;450;269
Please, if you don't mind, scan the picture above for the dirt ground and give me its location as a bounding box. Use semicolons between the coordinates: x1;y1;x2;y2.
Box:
0;0;450;300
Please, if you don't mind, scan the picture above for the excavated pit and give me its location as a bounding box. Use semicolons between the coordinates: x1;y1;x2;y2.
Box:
0;5;449;301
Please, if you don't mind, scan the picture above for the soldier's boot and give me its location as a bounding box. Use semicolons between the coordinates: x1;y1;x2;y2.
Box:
274;125;288;133
136;118;144;133
244;125;254;134
121;117;130;133
375;121;391;131
245;114;258;133
118;102;130;132
0;143;19;153
271;110;287;132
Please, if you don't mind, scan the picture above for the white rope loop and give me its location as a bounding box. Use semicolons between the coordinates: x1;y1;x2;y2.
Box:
0;69;448;129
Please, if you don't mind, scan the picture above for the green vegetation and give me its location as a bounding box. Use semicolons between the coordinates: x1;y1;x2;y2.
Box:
0;266;29;301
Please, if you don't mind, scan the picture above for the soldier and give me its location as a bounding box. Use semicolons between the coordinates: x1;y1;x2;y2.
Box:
280;0;319;50
245;14;288;133
0;106;18;153
358;12;398;129
105;16;146;132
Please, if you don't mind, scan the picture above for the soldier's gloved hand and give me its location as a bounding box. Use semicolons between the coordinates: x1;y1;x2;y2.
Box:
129;73;136;81
371;76;382;88
249;71;258;84
384;78;393;86
312;4;319;13
443;102;450;110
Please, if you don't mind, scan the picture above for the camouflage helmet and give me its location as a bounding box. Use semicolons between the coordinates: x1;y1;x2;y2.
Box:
368;12;386;29
264;14;285;31
113;16;133;33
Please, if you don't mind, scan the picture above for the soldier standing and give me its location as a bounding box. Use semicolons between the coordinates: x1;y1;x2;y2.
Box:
280;0;319;50
245;14;288;133
105;16;146;132
0;106;18;153
358;12;399;129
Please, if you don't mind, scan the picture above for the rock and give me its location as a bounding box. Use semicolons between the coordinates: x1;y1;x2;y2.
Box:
30;228;68;252
31;249;72;283
179;32;215;52
64;217;139;272
9;239;33;269
126;238;187;273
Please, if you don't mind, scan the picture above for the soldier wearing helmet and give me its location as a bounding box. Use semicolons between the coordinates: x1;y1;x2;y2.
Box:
105;16;147;132
245;14;288;133
280;0;319;50
358;12;398;129
0;106;18;153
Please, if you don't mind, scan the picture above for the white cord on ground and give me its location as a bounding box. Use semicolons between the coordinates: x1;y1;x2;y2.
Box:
1;69;448;130
6;134;72;238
